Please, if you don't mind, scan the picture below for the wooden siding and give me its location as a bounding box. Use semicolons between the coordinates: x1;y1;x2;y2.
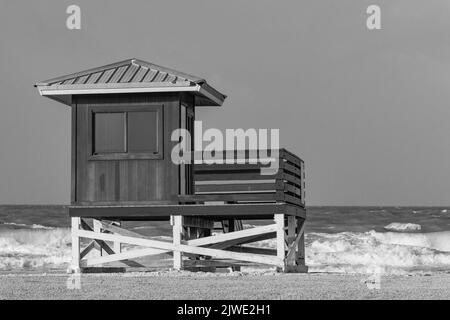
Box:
181;93;195;196
73;93;181;205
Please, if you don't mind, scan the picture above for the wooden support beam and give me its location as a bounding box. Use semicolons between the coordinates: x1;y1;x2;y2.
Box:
80;240;95;260
111;221;122;254
286;218;305;263
183;259;253;268
81;248;171;267
172;215;183;270
75;223;283;267
235;233;278;246
187;224;277;247
287;216;296;243
274;214;286;272
93;219;103;259
77;230;275;267
226;246;277;256
286;216;297;266
80;218;93;231
209;232;275;250
176;243;282;266
85;225;271;251
77;229;166;268
296;218;306;266
69;217;81;273
80;219;115;257
92;219;116;257
75;229;174;251
183;216;214;229
100;220;152;240
82;225;143;268
94;238;116;256
69;203;300;218
73;212;304;270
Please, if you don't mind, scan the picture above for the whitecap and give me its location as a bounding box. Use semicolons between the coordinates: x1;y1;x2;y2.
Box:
384;222;421;232
0;228;71;270
243;229;450;274
2;222;55;230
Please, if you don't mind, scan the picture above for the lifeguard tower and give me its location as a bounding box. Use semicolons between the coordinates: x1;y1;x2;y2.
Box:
35;59;307;273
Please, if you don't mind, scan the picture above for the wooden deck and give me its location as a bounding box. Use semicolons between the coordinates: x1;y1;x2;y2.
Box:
69;203;305;220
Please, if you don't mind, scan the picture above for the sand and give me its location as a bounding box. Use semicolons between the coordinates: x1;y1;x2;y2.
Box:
0;270;449;300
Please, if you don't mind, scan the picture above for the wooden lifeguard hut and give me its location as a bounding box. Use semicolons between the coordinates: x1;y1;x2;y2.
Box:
35;58;307;273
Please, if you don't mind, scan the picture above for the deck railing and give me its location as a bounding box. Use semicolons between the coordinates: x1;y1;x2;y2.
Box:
179;149;305;207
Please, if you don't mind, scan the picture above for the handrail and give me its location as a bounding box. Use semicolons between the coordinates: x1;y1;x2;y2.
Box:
191;149;304;165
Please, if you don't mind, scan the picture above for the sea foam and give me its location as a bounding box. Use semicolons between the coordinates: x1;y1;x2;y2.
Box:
305;230;450;274
0;228;71;270
384;222;421;232
2;222;55;230
1;223;450;274
247;228;450;274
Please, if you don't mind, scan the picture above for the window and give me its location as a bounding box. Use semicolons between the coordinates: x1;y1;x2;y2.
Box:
89;105;163;160
94;113;126;154
127;112;159;153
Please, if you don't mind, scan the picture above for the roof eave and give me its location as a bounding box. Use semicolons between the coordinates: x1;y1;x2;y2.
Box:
36;83;226;107
197;83;226;106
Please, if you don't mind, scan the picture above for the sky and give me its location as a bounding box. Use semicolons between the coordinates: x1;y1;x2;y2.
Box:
0;0;449;206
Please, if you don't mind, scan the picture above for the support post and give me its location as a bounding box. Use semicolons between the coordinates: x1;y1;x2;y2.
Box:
93;219;103;258
172;215;183;270
296;218;306;266
69;217;81;273
112;221;122;254
274;213;286;272
226;219;241;272
286;215;296;267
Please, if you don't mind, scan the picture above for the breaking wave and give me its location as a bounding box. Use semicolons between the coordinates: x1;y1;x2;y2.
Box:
248;229;450;274
384;222;421;232
0;228;71;270
2;222;55;230
305;230;450;274
1;222;450;274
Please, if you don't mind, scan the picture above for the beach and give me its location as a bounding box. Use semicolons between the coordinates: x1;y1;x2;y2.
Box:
1;271;449;300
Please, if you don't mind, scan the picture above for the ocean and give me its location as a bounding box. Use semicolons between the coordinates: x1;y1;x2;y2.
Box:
1;205;450;274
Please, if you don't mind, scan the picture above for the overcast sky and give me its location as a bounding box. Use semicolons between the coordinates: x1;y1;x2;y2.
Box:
0;0;449;205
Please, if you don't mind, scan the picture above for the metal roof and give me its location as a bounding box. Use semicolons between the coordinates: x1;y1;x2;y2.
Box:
35;59;226;106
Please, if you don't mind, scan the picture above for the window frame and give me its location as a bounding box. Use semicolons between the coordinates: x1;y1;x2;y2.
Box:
87;105;164;161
